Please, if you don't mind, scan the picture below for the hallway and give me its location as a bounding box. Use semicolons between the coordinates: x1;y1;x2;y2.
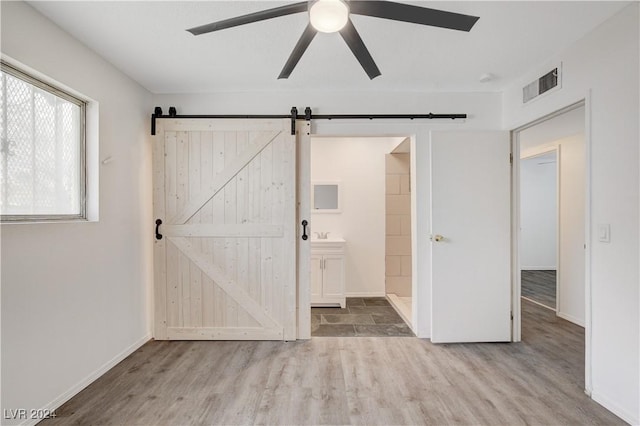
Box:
521;270;557;310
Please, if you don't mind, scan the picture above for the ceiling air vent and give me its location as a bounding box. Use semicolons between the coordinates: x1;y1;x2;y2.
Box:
523;66;560;103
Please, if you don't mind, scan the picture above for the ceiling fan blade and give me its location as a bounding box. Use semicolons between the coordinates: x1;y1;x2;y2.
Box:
339;19;381;80
187;2;308;35
278;24;318;79
349;1;479;32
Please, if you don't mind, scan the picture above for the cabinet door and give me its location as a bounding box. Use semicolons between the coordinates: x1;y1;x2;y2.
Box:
310;255;323;300
322;255;344;298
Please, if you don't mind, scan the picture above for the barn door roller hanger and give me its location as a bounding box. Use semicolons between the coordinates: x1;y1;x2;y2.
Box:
150;107;467;136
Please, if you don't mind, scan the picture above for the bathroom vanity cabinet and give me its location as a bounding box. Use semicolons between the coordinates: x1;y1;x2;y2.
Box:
310;239;346;308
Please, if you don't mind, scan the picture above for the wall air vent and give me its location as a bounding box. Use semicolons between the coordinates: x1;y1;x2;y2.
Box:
523;66;560;103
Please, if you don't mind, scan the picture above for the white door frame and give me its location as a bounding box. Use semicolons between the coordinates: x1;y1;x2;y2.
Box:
510;97;592;394
297;120;312;339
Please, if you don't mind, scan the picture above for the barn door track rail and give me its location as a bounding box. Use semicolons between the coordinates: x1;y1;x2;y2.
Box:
150;106;467;136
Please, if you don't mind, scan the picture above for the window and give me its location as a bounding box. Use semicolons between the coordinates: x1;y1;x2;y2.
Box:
0;61;86;221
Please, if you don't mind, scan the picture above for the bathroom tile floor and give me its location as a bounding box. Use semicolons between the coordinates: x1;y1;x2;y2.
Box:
311;297;414;337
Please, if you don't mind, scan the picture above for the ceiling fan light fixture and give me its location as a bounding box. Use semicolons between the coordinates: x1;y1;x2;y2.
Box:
188;1;480;79
309;0;350;33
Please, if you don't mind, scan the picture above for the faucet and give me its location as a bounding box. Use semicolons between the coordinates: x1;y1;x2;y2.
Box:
314;231;330;240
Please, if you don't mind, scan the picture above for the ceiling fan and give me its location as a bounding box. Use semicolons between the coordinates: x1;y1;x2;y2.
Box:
187;0;480;80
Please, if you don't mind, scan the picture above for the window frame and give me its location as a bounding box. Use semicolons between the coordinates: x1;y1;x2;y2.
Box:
1;60;87;222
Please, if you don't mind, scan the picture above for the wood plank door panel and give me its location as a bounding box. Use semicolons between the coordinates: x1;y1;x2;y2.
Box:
153;119;296;340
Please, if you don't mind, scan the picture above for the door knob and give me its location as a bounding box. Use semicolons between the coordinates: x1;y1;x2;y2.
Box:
431;234;444;242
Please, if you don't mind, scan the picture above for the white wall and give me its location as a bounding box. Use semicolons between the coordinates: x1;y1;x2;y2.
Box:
520;152;558;270
1;3;152;424
310;137;401;296
520;134;586;326
154;91;502;338
557;134;586;326
503;4;639;423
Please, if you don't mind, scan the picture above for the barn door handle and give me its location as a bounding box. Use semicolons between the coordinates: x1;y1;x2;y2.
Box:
301;220;309;241
155;219;163;240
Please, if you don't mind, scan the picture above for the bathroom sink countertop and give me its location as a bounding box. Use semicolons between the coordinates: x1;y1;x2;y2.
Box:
310;237;346;243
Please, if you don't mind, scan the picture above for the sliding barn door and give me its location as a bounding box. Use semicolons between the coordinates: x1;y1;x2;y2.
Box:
153;119;296;340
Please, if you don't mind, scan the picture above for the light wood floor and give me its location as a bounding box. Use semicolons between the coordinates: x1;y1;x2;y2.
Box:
41;300;624;426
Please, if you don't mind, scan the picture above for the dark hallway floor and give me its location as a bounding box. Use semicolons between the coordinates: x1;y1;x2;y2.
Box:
521;269;556;309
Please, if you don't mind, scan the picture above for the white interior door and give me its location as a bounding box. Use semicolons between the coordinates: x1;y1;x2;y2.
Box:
430;131;511;343
153;118;296;341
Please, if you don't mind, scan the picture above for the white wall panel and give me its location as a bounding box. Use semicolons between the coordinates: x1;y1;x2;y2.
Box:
1;3;153;424
155;90;502;339
310;137;400;297
520;152;558;270
503;4;639;422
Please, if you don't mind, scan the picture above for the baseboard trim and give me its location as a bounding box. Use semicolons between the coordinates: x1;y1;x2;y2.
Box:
19;333;151;426
386;294;412;329
344;292;386;297
520;267;557;271
591;390;638;425
521;296;556;312
557;311;585;327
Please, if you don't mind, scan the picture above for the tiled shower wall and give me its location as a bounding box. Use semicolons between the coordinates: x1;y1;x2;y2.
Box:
385;153;411;297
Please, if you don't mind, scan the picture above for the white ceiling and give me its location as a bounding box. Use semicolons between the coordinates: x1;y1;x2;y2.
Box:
521;150;556;164
28;1;629;94
520;104;585;152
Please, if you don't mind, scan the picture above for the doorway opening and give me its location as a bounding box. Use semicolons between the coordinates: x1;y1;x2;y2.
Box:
307;135;414;337
513;100;588;385
520;149;558;311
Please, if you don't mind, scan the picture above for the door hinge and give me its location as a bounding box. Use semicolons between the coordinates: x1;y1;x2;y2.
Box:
510;311;514;320
510;153;513;164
